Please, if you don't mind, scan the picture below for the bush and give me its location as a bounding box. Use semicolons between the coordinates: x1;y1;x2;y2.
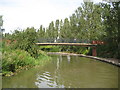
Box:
2;48;51;76
2;49;36;72
4;28;39;58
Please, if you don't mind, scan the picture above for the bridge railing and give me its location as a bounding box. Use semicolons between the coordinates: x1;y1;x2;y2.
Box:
37;38;91;43
36;38;105;45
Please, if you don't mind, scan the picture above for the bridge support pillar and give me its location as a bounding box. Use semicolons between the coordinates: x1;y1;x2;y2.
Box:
92;47;97;56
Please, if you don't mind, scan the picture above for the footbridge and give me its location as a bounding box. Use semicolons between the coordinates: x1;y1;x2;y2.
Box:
35;43;97;47
35;39;105;56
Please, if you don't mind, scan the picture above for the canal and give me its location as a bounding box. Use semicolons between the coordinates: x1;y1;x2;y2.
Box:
2;54;118;88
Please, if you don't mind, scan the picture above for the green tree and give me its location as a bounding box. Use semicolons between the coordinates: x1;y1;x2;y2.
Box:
79;2;105;41
100;2;120;58
37;25;45;42
60;18;71;42
46;21;57;42
9;27;39;58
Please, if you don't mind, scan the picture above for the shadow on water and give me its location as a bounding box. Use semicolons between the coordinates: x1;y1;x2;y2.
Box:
2;55;118;88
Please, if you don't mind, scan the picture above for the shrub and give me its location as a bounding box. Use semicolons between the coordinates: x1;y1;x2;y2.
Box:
2;49;36;72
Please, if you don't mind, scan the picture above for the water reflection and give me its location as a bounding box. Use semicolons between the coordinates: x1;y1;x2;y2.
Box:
67;55;70;63
2;55;118;88
35;71;64;88
59;55;62;62
35;72;55;88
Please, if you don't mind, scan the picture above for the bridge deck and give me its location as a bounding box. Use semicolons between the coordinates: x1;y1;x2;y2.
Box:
36;43;97;46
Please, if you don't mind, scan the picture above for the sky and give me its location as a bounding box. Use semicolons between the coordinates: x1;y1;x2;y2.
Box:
0;0;102;33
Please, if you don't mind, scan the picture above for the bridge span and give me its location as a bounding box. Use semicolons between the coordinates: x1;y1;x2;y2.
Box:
35;43;97;47
36;43;97;56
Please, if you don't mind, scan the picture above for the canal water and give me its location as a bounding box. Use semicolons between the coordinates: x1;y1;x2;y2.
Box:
2;55;118;88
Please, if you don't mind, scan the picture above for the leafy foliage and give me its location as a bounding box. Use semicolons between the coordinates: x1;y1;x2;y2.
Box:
2;27;51;76
4;27;39;58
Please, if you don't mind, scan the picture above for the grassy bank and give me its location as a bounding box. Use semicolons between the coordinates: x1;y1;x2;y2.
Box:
1;28;53;76
2;49;51;76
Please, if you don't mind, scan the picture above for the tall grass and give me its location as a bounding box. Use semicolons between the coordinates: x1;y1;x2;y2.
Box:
2;49;51;76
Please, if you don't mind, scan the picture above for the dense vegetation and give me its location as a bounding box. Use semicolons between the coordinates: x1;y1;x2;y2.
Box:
1;27;51;76
0;1;119;76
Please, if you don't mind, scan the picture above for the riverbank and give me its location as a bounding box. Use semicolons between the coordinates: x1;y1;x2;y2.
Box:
2;56;51;77
2;50;51;76
47;52;120;67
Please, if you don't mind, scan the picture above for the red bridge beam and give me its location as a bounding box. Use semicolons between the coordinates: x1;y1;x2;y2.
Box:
92;47;97;56
91;40;105;56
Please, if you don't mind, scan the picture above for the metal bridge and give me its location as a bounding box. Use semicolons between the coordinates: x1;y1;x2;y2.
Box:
36;38;105;56
36;43;97;47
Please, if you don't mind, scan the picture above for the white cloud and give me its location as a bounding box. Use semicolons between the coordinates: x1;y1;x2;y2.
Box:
0;0;83;33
